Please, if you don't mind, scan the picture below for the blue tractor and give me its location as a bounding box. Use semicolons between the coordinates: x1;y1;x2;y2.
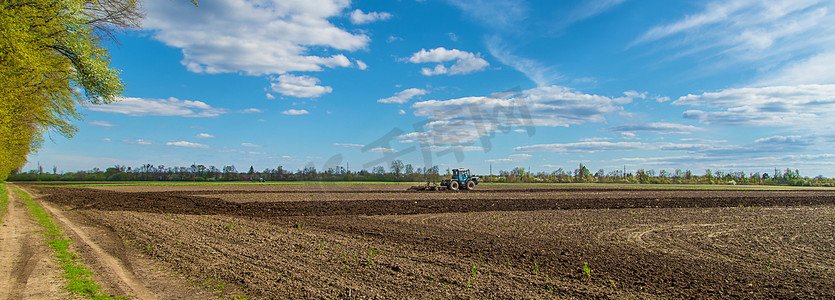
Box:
441;168;480;190
407;168;480;191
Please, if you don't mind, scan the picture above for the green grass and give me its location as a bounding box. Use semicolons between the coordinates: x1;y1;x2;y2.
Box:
14;187;121;300
0;182;8;223
582;262;592;279
33;181;418;188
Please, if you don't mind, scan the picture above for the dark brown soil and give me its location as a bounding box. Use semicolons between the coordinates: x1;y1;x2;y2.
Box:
23;183;835;299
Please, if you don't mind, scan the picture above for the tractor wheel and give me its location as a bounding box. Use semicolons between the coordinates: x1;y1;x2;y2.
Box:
466;180;475;190
449;181;459;190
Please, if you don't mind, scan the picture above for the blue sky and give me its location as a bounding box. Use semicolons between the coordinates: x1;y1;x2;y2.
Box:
25;0;835;177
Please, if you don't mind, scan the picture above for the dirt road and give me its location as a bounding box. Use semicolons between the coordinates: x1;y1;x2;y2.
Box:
2;185;207;299
0;185;68;300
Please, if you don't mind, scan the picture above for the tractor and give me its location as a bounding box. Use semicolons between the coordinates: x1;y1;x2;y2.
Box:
408;168;480;191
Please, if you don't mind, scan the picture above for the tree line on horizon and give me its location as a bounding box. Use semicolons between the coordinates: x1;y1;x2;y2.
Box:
7;161;834;187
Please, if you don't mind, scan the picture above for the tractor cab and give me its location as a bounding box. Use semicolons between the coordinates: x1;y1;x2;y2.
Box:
452;168;470;182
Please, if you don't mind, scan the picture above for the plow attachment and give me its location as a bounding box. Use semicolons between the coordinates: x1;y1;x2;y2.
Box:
407;181;448;191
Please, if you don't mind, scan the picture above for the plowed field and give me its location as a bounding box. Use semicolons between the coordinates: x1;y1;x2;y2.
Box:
25;183;835;299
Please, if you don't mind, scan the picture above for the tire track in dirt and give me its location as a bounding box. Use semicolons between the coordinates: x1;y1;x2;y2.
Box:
25;187;157;300
0;185;39;299
0;185;66;300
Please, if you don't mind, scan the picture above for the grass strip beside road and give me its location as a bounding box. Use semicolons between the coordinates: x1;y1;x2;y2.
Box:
0;182;7;222
14;187;121;300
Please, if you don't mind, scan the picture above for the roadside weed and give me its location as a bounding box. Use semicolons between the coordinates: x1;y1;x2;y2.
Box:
0;182;7;222
583;262;592;279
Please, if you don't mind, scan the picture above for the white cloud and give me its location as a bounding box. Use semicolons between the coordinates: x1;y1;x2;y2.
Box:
679;138;727;144
485;153;532;163
446;0;528;30
281;109;309;115
516;134;816;158
605;122;706;134
125;139;153;145
378;88;429;104
487;37;560;86
673;84;835;128
758;51;835;86
350;9;392;24
422;145;485;152
408;47;489;76
270;74;332;98
563;0;628;26
101;138;112;142
166;141;208;148
88;120;117;127
630;0;835;72
334;143;363;148
356;60;368;70
515;141;646;153
623;90;647;99
581;137;612;142
754;135;814;147
403;85;633;145
142;0;367;76
266;93;276;100
369;147;396;153
88;97;226;117
241;142;262;148
398;109;406;115
196;133;214;138
239;108;262;114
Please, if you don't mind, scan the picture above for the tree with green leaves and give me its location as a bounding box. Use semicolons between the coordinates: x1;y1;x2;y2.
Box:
0;0;147;180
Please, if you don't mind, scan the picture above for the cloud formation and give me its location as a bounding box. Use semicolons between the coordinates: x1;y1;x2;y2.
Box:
334;143;363;148
631;0;835;71
515;141;645;153
88;97;227;117
88;120;117;127
485;153;532;163
403;86;635;146
271;74;333;98
350;9;392;24
166;141;209;148
673;84;835;128
516;134;815;157
378;88;429;104
281;109;309;115
486;37;560;86
605;122;706;134
408;47;489;76
446;0;528;30
143;0;367;75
